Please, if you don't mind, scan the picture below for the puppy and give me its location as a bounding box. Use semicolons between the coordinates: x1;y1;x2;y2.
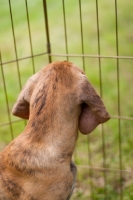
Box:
0;61;110;200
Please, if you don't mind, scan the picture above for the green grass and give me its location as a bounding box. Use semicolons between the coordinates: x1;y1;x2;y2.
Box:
1;0;133;199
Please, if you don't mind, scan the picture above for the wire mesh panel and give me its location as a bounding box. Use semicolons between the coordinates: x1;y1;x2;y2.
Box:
0;0;133;199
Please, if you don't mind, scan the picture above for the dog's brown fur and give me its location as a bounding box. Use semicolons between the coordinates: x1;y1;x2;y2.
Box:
0;61;110;200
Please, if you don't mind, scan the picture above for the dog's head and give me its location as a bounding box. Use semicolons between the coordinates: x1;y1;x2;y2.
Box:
12;61;110;134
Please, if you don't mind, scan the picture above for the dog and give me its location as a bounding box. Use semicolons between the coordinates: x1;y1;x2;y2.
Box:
0;61;110;200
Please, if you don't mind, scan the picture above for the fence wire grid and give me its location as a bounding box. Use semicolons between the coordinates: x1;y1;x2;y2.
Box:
0;0;133;199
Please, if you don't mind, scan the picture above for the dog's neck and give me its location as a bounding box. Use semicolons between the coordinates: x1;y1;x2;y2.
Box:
3;109;80;172
23;105;80;164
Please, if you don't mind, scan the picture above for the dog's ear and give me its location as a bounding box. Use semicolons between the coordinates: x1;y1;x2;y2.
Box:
12;72;40;119
78;78;110;134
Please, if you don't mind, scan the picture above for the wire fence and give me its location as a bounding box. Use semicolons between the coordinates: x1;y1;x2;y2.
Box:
0;0;133;199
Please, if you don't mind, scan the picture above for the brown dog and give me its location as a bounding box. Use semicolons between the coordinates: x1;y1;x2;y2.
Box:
0;61;110;200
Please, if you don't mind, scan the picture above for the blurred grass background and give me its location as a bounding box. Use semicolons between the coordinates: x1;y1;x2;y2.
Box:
0;0;133;199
